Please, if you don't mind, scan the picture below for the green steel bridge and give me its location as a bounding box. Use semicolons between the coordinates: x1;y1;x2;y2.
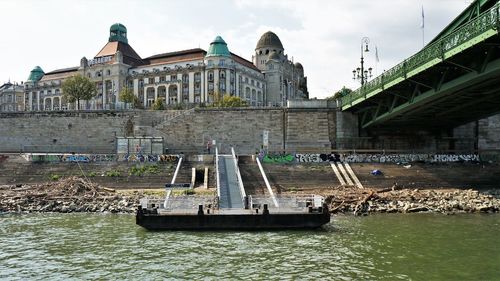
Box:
341;0;500;129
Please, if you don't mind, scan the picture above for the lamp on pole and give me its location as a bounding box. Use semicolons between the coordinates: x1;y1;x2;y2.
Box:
352;37;373;86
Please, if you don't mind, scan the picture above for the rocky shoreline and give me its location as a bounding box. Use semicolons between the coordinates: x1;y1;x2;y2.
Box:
1;177;500;216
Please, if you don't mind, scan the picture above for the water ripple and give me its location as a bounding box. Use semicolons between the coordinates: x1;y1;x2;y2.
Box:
1;213;499;280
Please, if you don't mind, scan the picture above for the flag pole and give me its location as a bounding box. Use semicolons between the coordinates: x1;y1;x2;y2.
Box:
421;5;425;48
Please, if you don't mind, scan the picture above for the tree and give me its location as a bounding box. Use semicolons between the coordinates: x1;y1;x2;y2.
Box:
328;86;353;100
212;95;247;108
61;74;97;110
152;99;165;110
119;87;136;109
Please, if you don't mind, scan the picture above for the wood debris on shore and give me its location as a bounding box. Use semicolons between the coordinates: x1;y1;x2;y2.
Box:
0;177;139;213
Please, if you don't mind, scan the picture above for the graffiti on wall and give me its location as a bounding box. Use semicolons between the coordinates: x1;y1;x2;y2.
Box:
260;152;481;164
119;154;179;163
27;154;116;163
262;153;295;163
295;153;341;163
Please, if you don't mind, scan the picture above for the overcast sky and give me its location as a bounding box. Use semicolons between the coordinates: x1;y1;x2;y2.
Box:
0;0;470;98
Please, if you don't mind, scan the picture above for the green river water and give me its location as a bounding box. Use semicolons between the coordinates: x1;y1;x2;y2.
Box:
1;213;499;280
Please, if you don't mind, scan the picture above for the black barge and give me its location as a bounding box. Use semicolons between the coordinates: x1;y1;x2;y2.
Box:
136;200;330;230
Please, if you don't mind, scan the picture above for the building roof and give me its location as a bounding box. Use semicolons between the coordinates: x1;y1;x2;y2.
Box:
294;62;303;70
95;41;143;66
205;36;231;57
27;66;45;82
44;66;79;75
256;31;284;50
109;23;128;44
268;50;280;60
40;66;78;81
230;52;260;72
143;48;207;66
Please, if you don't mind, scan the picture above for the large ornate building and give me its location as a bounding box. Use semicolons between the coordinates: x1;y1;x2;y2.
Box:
0;82;24;112
23;23;308;111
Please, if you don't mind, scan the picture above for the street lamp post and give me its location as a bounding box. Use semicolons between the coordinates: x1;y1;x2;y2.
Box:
352;37;373;86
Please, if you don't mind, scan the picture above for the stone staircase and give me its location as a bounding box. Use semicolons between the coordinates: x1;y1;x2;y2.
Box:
133;109;195;137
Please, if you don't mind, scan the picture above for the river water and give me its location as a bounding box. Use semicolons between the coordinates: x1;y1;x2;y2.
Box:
1;213;499;280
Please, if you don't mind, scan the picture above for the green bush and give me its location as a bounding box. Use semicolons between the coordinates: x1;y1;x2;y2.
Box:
129;164;161;176
105;170;121;177
50;174;61;181
184;189;195;195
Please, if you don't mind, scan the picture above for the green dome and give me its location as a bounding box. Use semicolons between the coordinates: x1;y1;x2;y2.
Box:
27;66;44;82
109;23;128;44
206;36;231;57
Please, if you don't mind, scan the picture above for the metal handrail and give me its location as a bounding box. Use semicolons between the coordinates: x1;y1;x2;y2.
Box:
215;146;220;199
231;147;246;207
256;156;279;207
164;157;183;208
342;2;500;107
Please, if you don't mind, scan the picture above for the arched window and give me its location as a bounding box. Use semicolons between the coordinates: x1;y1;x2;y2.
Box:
208;71;214;81
265;49;269;55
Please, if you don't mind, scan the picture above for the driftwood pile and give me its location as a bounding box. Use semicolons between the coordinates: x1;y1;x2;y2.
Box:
0;177;138;213
324;185;500;215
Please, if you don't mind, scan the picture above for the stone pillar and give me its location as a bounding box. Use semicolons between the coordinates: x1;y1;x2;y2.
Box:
177;82;181;103
189;71;195;103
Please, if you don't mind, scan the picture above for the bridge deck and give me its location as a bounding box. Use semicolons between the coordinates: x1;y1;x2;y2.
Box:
341;1;500;129
218;155;243;209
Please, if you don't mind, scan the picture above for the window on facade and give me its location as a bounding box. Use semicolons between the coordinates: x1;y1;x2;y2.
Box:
269;64;274;70
171;75;177;81
148;78;154;84
182;74;189;83
245;77;249;83
219;59;225;66
55;89;60;96
208;71;214;82
251;80;254;86
194;72;201;82
47;90;52;96
207;60;213;66
106;69;111;76
160;76;166;82
220;70;226;79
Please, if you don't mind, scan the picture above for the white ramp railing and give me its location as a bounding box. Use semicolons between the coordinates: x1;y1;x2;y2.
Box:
256;157;279;208
164;157;183;208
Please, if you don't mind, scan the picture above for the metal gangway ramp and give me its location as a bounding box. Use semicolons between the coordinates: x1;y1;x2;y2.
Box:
216;147;246;209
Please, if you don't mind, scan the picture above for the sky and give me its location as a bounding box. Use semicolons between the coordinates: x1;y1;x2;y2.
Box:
0;0;470;99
